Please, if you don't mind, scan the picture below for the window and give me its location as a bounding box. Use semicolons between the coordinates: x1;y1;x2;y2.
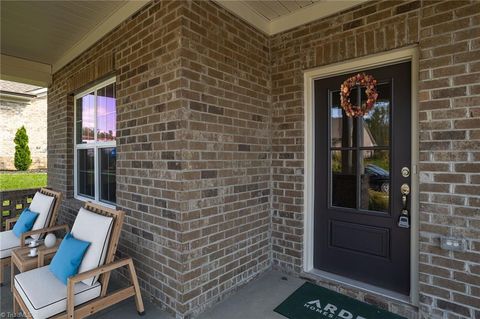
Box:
74;78;116;206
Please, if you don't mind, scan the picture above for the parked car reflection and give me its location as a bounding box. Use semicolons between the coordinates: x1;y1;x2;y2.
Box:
365;164;389;193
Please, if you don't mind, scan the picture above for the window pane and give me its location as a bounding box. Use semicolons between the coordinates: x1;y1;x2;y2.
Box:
360;150;390;212
76;93;95;144
78;149;95;198
99;147;116;204
361;83;391;147
96;83;116;142
331;89;357;148
331;150;357;209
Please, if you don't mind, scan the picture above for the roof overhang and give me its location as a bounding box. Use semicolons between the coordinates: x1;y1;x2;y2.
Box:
1;0;367;87
0;54;51;87
214;0;369;35
0;1;148;87
51;1;148;74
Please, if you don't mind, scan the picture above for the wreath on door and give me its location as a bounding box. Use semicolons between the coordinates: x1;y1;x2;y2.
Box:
340;73;378;117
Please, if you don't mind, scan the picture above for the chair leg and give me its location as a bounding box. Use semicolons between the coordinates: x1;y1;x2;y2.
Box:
127;259;145;315
11;260;14;292
13;290;18;314
0;259;3;286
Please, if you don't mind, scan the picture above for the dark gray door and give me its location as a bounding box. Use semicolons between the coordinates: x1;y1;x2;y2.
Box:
314;62;411;295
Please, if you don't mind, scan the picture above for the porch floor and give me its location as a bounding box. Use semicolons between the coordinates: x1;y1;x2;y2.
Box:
1;267;304;318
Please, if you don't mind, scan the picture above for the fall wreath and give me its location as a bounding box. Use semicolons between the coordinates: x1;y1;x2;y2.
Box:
340;73;378;117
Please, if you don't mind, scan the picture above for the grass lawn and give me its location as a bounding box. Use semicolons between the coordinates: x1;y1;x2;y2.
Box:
0;172;47;191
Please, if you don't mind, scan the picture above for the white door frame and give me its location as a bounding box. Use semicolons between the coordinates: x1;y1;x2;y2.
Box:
303;46;419;305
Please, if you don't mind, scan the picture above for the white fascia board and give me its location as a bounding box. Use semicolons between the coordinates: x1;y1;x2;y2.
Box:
52;0;149;74
0;54;52;87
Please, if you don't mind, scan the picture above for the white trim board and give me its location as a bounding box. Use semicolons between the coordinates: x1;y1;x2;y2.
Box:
214;0;368;35
303;46;420;305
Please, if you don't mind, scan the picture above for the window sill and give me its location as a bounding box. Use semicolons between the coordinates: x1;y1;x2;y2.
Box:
74;195;116;210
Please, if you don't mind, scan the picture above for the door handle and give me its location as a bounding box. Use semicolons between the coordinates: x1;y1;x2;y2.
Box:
398;183;410;228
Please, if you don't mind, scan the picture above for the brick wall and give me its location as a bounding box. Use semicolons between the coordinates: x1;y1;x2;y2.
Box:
48;0;187;315
271;1;480;318
0;96;47;170
47;0;479;318
177;1;271;315
48;0;271;317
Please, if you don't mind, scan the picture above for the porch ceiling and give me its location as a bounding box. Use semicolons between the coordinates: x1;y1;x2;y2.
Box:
0;0;148;86
214;0;369;35
1;0;368;87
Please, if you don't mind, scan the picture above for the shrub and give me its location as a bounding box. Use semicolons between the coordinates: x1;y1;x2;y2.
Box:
14;126;32;171
368;189;389;211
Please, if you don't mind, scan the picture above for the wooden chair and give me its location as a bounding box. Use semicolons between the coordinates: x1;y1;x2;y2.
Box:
12;202;145;319
0;188;63;286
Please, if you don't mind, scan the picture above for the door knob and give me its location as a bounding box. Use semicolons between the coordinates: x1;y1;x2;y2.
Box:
398;183;410;229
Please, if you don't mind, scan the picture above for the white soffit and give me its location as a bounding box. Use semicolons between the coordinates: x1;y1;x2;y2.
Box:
0;54;51;87
0;0;148;82
52;1;149;73
215;0;369;35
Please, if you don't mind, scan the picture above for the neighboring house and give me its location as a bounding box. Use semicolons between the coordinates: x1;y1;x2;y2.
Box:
0;80;47;170
1;1;479;319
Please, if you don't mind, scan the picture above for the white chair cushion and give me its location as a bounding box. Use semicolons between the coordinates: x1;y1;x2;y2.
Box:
0;230;20;259
14;266;101;319
29;192;56;239
71;208;113;286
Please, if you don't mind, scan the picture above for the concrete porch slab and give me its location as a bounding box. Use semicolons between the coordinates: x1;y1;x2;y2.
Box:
0;265;172;319
1;266;305;319
197;270;305;319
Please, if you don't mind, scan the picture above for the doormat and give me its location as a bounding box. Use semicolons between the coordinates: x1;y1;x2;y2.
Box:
274;282;406;319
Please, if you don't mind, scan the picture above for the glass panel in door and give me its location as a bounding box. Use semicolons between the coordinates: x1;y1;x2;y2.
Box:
329;82;392;213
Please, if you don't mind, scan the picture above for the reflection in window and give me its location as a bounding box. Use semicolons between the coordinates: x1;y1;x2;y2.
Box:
96;84;116;142
331;150;357;209
75;78;116;205
360;150;390;212
77;149;95;198
99;147;116;204
361;83;391;147
76;93;95;144
331;89;356;148
330;82;391;213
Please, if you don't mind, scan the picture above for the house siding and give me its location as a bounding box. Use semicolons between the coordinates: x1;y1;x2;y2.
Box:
47;0;480;318
0;96;47;170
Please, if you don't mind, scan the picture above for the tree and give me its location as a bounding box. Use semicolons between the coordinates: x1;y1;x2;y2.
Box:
14;126;32;171
365;105;389;146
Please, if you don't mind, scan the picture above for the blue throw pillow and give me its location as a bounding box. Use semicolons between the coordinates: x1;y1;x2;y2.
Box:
12;208;39;238
49;232;90;285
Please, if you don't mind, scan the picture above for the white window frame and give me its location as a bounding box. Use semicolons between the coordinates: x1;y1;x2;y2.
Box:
74;77;117;208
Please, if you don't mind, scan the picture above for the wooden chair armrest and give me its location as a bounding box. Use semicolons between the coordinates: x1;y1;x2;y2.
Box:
67;258;135;317
37;245;60;267
69;258;131;285
5;216;19;230
21;224;69;247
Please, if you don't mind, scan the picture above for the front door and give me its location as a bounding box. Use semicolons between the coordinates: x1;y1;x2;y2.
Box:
314;61;411;295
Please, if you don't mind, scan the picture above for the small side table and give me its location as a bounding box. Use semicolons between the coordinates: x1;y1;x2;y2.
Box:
11;240;60;290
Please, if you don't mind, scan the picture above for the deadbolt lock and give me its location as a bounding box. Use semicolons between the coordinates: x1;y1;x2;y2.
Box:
401;167;410;178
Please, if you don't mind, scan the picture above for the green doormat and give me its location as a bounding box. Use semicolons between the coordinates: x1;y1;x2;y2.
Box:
274;282;406;319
